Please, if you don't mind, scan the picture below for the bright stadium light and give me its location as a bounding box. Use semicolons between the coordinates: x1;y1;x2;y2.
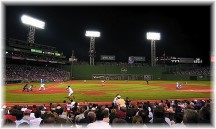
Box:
147;32;161;67
147;32;160;40
85;30;101;65
21;14;45;43
85;31;100;37
21;14;45;29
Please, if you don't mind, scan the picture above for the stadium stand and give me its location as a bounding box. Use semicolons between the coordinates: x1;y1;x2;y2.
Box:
1;98;212;128
6;64;69;83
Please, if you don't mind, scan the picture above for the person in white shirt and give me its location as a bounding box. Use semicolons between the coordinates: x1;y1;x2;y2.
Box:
15;110;30;127
87;111;111;128
29;110;42;127
66;86;75;99
113;94;121;107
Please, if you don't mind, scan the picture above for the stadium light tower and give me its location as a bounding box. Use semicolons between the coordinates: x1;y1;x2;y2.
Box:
85;31;100;65
147;32;161;67
21;14;45;43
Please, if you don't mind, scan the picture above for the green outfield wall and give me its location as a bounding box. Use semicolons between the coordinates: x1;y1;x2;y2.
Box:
63;64;211;81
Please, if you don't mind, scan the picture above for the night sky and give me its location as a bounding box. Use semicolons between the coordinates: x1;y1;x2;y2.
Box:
5;4;211;65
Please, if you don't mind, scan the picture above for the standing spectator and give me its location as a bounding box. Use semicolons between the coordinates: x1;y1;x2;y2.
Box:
116;96;126;111
125;97;131;109
113;94;120;107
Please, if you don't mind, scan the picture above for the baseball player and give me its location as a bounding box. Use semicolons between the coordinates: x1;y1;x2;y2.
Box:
66;86;75;99
39;83;45;91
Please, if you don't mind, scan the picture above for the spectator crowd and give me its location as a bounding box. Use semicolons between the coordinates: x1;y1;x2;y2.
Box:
6;64;69;82
1;94;212;128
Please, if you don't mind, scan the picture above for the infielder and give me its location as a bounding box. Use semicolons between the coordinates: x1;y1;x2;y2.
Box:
66;86;75;99
176;81;182;89
28;85;34;92
39;83;45;91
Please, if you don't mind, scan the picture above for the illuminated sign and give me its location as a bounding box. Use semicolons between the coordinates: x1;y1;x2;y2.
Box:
55;53;61;56
31;49;42;53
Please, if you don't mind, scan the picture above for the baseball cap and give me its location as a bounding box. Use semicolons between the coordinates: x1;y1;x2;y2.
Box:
117;95;121;98
57;106;61;109
24;109;31;114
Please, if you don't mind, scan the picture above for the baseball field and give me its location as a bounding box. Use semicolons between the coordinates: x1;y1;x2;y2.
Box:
3;80;212;106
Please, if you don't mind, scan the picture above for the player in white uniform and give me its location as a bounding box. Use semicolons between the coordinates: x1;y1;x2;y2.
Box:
176;81;179;89
28;85;33;92
101;80;105;86
66;86;75;99
39;83;45;91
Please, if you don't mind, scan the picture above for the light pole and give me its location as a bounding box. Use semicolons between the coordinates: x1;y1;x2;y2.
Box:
21;14;45;43
85;31;100;65
147;32;161;67
71;50;74;80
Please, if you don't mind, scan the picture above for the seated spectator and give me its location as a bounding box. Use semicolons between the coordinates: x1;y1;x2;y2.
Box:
79;110;90;127
14;110;30;127
198;106;211;124
22;109;34;121
111;118;128;128
183;109;199;127
87;111;111;128
150;105;170;127
109;109;118;125
2;119;16;127
17;122;30;128
171;112;186;127
29;110;42;127
132;115;144;128
40;113;56;127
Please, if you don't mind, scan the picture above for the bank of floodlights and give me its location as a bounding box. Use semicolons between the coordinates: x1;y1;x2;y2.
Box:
85;30;100;65
21;14;45;43
147;32;161;67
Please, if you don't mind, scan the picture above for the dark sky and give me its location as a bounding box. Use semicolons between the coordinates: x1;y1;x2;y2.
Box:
5;5;211;65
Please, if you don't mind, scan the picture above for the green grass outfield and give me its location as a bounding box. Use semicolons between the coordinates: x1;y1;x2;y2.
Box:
4;80;212;103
